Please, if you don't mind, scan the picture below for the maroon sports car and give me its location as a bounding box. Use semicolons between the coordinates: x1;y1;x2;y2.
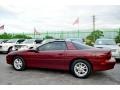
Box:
6;40;116;78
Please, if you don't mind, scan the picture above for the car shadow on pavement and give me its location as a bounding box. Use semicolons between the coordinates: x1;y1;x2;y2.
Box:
0;53;7;55
5;65;120;85
6;66;112;78
116;59;120;63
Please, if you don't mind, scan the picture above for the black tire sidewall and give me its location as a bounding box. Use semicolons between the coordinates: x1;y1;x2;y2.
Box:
8;47;12;53
70;59;92;78
13;56;26;71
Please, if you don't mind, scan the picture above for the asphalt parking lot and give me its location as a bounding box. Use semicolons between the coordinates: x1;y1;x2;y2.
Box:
0;54;120;85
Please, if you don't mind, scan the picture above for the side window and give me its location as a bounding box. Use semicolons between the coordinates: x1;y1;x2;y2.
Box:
38;41;67;51
72;42;92;50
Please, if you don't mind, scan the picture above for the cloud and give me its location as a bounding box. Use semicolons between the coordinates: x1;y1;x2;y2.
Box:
0;1;120;33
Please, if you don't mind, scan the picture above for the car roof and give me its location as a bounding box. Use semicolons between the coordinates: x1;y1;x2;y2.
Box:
66;38;82;39
45;39;65;42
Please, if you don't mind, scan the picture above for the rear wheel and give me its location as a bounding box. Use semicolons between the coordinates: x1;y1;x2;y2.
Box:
70;59;92;78
13;57;26;71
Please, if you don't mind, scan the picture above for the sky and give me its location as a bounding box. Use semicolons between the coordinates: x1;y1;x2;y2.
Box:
0;0;120;33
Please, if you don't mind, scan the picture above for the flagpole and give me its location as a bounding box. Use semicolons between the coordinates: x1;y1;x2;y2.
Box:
34;27;35;39
93;15;95;31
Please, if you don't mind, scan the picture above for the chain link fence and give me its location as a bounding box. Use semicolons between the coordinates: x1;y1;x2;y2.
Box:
25;29;118;39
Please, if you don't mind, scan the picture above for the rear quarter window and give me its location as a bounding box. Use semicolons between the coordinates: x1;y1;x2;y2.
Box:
72;41;93;50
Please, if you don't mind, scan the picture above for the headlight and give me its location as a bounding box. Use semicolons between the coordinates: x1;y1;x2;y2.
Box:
3;45;10;48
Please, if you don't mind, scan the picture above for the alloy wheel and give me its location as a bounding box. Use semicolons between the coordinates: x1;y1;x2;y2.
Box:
13;58;23;70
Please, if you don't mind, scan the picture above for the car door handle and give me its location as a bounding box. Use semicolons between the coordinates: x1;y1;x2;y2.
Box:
58;53;63;55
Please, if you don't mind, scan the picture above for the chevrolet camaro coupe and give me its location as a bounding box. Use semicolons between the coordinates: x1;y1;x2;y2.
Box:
6;40;116;78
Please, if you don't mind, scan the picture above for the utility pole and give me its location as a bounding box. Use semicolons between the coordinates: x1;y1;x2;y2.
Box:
92;15;96;43
93;15;95;31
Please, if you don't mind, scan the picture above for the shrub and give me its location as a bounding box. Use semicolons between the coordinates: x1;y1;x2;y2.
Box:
0;33;32;39
44;35;54;39
85;30;104;46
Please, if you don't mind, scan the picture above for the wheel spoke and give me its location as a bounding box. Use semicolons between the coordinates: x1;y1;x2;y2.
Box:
74;62;88;77
14;58;23;70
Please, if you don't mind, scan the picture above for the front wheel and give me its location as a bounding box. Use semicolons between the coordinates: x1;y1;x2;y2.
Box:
70;59;92;78
13;57;26;71
8;47;13;53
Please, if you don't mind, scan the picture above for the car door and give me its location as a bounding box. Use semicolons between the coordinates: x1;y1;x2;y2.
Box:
33;41;68;69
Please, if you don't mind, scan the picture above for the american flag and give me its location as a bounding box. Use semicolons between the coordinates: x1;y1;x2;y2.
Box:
73;17;79;25
0;25;4;30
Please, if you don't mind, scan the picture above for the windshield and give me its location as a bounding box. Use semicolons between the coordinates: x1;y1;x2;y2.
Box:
6;39;18;43
95;39;116;45
22;39;35;44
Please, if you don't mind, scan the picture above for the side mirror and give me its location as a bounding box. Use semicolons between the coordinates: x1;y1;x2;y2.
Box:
36;47;39;51
34;50;39;53
29;49;39;53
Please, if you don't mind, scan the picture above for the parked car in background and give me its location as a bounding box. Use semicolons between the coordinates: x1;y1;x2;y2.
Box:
94;39;120;59
0;39;8;44
6;40;115;78
66;38;84;44
0;39;25;53
12;39;43;51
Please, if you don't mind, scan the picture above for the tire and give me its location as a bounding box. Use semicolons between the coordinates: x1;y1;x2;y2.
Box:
70;59;92;78
8;47;12;53
12;56;26;71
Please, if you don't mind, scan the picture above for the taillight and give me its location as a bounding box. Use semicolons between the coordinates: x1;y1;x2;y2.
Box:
92;51;111;60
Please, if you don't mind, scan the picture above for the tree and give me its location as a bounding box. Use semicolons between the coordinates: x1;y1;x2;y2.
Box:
12;34;32;39
0;33;32;39
85;30;104;46
0;33;13;39
115;29;120;43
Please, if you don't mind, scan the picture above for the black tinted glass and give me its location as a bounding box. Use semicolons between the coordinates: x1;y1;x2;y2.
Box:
72;41;92;50
38;41;67;51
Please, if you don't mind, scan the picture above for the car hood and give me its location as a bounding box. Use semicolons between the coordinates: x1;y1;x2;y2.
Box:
0;43;15;46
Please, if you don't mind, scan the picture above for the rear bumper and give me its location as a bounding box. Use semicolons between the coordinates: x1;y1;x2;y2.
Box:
94;57;116;71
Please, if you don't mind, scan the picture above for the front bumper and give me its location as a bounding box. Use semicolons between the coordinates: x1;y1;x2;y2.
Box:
94;57;116;71
0;47;9;52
